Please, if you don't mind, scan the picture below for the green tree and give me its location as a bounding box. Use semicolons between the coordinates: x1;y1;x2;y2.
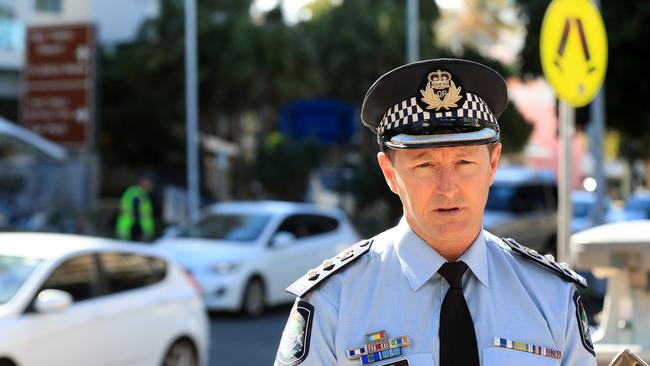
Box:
100;0;320;179
254;132;321;201
300;0;441;102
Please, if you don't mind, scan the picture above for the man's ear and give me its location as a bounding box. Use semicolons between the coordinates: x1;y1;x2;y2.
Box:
488;143;502;185
377;152;398;194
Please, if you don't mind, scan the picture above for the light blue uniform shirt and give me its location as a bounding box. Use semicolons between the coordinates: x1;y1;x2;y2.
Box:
275;218;597;366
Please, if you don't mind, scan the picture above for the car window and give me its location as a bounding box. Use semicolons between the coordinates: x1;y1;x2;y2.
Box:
0;255;43;305
178;213;271;243
487;184;551;213
486;184;515;211
513;185;548;212
99;253;167;294
276;214;339;239
41;254;100;302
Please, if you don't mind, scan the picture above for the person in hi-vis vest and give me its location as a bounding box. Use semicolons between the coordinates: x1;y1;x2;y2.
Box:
116;173;155;242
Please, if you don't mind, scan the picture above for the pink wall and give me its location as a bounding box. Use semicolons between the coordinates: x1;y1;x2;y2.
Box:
507;78;584;188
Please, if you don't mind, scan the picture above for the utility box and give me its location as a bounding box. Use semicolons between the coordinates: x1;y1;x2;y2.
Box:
572;220;650;365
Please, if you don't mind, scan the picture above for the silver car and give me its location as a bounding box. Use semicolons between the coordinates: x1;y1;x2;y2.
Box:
483;166;558;254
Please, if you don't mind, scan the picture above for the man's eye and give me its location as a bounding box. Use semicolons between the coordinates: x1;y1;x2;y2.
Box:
458;160;473;165
416;162;431;168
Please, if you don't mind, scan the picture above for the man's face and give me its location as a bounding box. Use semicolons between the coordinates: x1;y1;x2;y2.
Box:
377;144;501;246
140;178;154;192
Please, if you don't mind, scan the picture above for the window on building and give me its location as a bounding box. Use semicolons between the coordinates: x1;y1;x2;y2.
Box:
35;0;62;13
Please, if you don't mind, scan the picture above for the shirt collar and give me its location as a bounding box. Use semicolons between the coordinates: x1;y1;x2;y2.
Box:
458;229;490;289
394;217;490;291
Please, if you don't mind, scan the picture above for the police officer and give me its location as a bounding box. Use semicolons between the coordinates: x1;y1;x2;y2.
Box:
115;173;155;242
274;59;597;366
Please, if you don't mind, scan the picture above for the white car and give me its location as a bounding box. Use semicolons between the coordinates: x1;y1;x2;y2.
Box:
0;233;209;366
155;201;360;316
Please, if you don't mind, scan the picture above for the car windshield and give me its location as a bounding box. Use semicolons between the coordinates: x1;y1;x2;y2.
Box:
0;255;42;305
178;213;271;243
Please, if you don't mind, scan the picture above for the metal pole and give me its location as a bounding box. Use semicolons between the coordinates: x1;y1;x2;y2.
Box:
558;101;574;264
590;0;607;225
406;0;419;63
185;0;200;221
589;88;607;225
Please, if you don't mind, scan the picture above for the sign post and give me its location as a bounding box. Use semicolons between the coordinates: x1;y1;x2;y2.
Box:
540;0;607;264
21;24;96;149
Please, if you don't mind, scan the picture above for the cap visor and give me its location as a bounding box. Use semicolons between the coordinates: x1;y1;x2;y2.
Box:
385;128;497;149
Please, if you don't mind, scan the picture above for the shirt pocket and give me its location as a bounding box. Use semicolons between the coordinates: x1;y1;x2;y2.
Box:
483;347;560;366
377;353;435;366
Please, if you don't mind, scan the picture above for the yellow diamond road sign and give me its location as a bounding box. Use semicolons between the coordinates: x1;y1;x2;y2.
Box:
540;0;607;107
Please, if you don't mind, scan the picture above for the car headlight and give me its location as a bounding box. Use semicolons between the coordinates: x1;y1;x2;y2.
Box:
211;262;239;274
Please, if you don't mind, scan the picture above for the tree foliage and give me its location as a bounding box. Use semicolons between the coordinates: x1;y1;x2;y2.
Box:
100;0;533;206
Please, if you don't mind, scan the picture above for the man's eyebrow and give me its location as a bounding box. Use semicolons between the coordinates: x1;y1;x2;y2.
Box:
412;151;430;159
407;148;479;160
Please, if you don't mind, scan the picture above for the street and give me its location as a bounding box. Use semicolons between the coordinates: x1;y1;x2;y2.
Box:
208;305;292;366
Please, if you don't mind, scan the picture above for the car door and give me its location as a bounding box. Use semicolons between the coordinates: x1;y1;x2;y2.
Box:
265;214;343;304
18;254;115;366
95;252;169;366
508;184;556;251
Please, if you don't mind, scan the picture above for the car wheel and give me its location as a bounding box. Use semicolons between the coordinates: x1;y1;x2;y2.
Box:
162;339;197;366
241;277;265;316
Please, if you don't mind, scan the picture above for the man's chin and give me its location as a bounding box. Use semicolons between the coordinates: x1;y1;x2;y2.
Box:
428;221;479;240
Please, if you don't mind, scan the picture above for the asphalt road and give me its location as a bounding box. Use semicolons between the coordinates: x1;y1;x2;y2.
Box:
208;305;292;366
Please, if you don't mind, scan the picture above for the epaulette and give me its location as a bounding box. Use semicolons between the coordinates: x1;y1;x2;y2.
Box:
501;237;587;289
286;239;373;298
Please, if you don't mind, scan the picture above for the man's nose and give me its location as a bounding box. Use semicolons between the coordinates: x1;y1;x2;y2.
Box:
433;168;459;197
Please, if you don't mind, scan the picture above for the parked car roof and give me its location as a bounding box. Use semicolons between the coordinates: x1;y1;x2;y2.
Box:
0;233;163;260
493;166;556;184
201;200;343;216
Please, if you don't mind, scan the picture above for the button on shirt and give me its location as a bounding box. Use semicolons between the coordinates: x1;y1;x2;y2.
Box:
278;218;597;366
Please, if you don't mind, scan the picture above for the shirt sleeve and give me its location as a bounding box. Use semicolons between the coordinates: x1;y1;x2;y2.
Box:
561;287;597;366
274;289;339;366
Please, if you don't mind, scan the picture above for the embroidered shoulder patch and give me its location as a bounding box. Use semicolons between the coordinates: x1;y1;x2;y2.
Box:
573;291;595;356
276;301;314;366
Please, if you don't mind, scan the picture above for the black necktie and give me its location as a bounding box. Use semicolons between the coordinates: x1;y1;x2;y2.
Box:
438;261;479;366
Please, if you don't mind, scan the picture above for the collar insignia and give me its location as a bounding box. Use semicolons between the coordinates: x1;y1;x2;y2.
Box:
419;69;463;111
346;330;411;364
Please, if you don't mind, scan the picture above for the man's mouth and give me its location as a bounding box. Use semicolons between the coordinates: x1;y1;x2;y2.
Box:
434;207;463;216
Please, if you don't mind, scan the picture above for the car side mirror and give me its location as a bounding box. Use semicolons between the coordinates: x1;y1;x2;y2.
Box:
271;231;296;248
34;289;73;313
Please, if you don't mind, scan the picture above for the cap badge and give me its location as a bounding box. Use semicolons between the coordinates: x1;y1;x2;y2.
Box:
420;69;463;111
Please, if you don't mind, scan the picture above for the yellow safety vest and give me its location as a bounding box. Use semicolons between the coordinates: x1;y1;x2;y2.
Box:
115;185;154;241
